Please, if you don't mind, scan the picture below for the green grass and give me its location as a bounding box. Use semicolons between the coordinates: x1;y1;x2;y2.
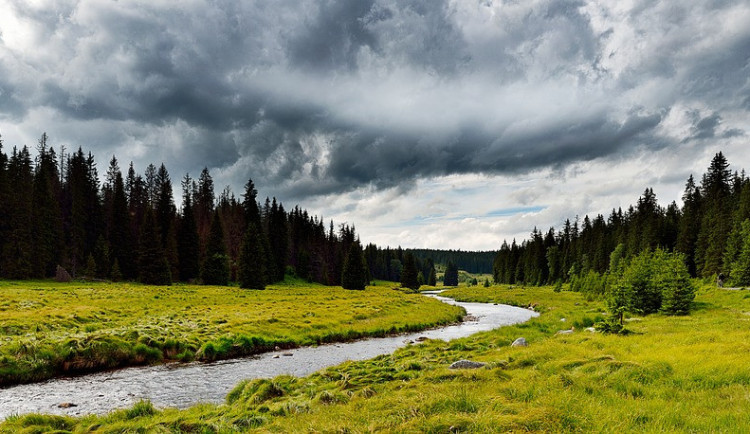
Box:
0;279;464;386
5;283;750;432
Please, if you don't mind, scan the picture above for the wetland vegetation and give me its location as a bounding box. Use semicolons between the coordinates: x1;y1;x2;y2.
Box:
0;279;463;386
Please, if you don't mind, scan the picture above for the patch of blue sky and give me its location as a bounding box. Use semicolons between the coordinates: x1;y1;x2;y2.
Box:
485;206;546;217
391;206;546;227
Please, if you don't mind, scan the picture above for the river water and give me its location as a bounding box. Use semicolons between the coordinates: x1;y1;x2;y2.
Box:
0;293;538;419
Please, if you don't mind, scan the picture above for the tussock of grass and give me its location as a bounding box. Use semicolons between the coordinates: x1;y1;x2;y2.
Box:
0;280;463;386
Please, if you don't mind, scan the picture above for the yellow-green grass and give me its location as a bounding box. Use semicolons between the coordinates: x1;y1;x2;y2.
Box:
0;279;464;386
6;283;750;432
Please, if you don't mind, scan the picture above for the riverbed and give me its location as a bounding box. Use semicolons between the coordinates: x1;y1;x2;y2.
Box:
0;293;538;418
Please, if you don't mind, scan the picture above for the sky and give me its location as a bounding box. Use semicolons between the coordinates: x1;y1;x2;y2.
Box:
0;0;748;251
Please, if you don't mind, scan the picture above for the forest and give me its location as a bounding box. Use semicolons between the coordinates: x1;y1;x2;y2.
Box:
0;133;498;289
492;152;750;289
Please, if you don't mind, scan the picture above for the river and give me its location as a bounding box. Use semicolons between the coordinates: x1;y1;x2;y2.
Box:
0;293;538;419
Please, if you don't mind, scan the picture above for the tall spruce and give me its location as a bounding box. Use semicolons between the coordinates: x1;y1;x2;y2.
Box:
242;178;270;283
400;252;419;290
177;175;201;281
108;165;135;279
444;261;459;286
202;210;230;285
342;241;368;290
138;208;172;285
0;136;8;277
238;223;266;289
31;135;63;277
2;147;34;278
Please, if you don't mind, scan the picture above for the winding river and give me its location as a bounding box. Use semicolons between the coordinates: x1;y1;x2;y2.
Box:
0;293;538;419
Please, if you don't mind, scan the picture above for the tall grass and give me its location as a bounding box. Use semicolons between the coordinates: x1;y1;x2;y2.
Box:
0;279;463;386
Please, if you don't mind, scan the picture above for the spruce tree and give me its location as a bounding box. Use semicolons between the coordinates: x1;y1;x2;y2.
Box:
0;137;7;277
138;208;172;285
400;252;420;290
108;169;135;279
177;191;201;281
428;266;437;286
444;261;459;286
2;146;34;278
202;211;230;285
31;137;63;277
238;223;266;289
342;241;367;290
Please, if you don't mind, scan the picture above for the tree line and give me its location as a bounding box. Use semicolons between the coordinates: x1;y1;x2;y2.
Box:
0;134;384;289
493;152;750;288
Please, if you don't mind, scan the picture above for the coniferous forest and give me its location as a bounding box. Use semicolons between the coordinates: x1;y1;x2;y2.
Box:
1;133;745;293
0;134;455;288
492;152;750;288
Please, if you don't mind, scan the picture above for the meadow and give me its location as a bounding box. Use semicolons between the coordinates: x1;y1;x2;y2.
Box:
6;282;750;432
0;279;464;386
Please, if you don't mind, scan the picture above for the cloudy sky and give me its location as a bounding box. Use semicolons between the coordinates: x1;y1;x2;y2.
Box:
1;0;748;250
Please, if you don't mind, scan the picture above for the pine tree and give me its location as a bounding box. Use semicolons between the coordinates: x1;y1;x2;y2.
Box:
242;179;270;283
0;136;8;277
177;187;201;282
342;241;367;290
400;252;419;290
238;223;266;289
444;261;459;286
31;136;63;277
138;208;172;285
2;146;34;278
428;266;437;286
108;167;135;279
202;211;229;285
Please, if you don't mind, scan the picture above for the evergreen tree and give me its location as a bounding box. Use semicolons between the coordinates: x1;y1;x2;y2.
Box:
444;261;459;286
729;219;750;286
242;178;271;283
202;211;230;285
2;146;34;278
342;241;367;290
0;137;8;277
138;208;172;285
427;265;437;286
177;181;201;281
238;223;266;289
31;135;63;277
400;252;419;290
108;167;135;279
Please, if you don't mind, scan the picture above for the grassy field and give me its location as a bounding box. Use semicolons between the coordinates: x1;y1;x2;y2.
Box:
0;279;464;386
5;283;750;432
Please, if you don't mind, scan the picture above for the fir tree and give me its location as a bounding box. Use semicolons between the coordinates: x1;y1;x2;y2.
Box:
400;252;420;290
108;168;135;279
238;223;266;289
177;187;201;281
138;208;172;285
2;146;34;278
444;261;459;286
342;241;367;290
202;211;230;285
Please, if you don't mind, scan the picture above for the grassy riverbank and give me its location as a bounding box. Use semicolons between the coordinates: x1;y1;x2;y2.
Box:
5;283;750;432
0;279;464;386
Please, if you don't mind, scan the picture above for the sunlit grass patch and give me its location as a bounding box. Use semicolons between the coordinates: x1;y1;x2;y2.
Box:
0;279;463;386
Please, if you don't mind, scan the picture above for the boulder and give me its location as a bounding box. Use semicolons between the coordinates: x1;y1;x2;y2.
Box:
584;327;596;333
58;402;77;408
449;360;486;369
556;328;574;335
511;337;528;347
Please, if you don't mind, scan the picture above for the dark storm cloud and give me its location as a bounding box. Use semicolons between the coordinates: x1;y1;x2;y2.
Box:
0;0;748;200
